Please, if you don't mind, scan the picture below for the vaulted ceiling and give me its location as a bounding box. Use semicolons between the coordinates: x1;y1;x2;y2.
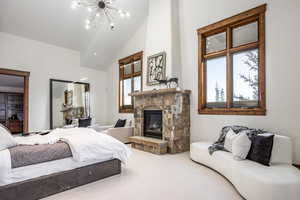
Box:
0;0;149;70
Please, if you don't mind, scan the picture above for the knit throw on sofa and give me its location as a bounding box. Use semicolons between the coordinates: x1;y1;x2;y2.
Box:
208;126;266;155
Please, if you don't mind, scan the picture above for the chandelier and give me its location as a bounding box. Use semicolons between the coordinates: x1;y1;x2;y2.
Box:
71;0;130;30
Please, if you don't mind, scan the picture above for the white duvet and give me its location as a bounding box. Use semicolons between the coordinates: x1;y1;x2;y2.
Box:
15;128;132;163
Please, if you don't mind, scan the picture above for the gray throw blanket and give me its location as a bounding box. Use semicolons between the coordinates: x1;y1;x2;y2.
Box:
9;142;72;168
208;126;266;155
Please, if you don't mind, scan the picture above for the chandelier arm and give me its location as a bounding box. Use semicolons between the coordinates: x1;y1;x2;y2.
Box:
104;9;113;23
72;0;128;30
105;5;119;11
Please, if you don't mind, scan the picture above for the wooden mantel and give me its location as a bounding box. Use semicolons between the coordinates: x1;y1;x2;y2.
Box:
130;88;191;97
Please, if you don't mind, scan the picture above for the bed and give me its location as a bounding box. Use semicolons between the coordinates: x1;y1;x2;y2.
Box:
0;127;131;200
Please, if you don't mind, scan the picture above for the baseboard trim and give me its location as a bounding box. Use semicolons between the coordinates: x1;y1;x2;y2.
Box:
293;164;300;170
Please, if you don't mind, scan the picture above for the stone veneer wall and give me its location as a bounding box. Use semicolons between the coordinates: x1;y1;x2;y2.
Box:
132;89;191;153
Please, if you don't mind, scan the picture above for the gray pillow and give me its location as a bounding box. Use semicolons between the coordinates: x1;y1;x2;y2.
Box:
0;124;17;151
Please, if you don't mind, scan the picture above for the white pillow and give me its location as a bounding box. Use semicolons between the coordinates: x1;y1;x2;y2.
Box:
232;131;252;160
0;125;17;151
224;129;238;152
270;134;292;165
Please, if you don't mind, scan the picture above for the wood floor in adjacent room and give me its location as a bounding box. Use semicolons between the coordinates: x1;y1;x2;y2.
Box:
44;148;243;200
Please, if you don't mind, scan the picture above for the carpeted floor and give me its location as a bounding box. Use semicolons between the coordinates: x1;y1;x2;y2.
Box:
44;148;243;200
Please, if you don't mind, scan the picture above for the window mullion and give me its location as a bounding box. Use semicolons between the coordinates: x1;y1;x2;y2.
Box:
226;27;233;108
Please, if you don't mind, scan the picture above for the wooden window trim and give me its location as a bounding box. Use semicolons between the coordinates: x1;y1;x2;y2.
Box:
0;68;30;132
118;51;143;113
198;4;266;115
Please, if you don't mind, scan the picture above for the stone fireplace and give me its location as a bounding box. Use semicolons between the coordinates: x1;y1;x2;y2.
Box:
129;88;191;154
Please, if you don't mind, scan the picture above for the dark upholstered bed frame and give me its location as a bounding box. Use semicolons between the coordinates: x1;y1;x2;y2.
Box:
0;159;121;200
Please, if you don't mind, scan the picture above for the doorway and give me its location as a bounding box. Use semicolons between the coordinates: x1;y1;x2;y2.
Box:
0;68;30;133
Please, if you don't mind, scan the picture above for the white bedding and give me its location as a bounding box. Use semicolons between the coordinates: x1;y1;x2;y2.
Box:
0;128;131;186
15;128;131;163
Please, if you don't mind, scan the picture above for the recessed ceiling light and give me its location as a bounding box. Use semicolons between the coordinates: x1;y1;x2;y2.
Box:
93;52;97;56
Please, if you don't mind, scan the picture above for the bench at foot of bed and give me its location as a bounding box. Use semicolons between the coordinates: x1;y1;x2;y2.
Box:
0;159;121;200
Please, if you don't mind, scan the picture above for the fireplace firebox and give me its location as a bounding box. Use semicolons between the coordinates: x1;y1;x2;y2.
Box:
144;110;163;139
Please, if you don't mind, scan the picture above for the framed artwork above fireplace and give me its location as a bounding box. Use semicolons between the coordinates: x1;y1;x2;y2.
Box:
147;52;166;86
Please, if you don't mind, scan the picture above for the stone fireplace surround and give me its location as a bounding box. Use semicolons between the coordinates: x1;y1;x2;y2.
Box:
130;88;191;154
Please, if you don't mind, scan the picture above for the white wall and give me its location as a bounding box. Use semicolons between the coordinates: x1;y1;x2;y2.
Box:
178;0;300;164
0;32;108;131
143;0;172;90
106;20;148;124
144;0;182;90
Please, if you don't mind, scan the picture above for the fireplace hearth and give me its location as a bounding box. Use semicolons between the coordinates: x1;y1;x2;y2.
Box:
144;110;163;139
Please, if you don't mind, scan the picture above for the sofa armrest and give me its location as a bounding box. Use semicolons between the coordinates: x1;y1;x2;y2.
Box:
106;127;133;143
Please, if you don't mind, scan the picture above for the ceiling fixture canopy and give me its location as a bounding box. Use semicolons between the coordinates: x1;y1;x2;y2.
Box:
71;0;131;30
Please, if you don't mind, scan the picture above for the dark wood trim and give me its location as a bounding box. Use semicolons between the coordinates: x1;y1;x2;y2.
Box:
197;4;267;34
226;27;233;108
229;42;259;54
118;51;143;65
119;51;143;113
203;50;227;59
198;35;206;110
258;12;266;112
198;4;266;116
0;159;121;200
0;68;30;133
49;79;90;129
199;108;266;115
0;68;30;77
23;76;29;132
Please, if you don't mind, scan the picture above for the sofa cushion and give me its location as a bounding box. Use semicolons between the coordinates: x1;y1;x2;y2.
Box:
247;134;274;166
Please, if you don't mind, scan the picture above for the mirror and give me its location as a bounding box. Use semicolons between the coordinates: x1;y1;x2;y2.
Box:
50;79;90;129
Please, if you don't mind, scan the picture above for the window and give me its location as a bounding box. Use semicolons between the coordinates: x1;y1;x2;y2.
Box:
119;52;143;113
198;4;266;115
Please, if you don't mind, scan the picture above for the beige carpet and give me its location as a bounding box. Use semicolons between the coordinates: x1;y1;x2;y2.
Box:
44;148;243;200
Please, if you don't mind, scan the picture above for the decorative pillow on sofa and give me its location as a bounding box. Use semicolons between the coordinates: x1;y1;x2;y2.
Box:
232;131;252;160
247;133;274;166
224;129;239;152
0;124;17;151
114;119;127;128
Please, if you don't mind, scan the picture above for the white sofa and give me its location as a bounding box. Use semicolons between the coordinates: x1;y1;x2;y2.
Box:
190;135;300;200
89;124;133;143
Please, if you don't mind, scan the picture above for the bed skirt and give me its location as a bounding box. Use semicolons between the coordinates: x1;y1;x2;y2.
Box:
0;159;121;200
